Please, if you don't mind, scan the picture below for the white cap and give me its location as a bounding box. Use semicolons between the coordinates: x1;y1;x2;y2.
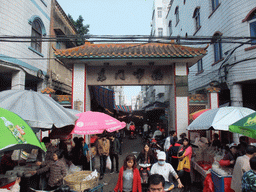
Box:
157;151;166;160
229;143;238;149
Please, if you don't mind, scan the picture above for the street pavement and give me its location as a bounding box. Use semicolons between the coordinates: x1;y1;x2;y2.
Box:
94;135;203;192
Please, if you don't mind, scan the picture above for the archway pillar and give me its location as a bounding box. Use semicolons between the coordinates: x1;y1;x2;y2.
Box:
174;63;189;138
72;64;90;112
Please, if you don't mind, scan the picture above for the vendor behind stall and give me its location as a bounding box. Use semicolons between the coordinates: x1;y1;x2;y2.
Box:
219;143;238;168
29;150;67;191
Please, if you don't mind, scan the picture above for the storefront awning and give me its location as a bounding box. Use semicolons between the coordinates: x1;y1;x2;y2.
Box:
115;105;132;112
91;86;114;113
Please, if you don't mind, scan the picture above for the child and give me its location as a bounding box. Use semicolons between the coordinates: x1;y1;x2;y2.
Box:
114;154;142;192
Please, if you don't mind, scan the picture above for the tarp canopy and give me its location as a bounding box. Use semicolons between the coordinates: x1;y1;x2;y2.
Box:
187;107;255;131
143;101;167;112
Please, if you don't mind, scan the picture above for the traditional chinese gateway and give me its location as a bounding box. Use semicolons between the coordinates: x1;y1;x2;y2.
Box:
54;41;209;136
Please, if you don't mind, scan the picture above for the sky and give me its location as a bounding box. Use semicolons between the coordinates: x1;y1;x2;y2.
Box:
57;0;154;35
57;0;153;104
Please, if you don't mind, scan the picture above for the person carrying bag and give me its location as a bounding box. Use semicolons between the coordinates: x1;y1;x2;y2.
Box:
177;138;192;192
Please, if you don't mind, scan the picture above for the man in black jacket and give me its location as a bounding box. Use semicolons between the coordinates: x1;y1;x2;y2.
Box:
109;133;120;174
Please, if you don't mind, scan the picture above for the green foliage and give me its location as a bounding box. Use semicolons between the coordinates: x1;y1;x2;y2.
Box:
68;14;90;46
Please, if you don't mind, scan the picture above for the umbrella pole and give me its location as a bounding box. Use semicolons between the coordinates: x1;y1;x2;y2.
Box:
18;149;21;166
89;135;92;171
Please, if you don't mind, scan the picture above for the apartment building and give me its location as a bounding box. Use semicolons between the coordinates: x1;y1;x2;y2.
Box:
166;0;256;110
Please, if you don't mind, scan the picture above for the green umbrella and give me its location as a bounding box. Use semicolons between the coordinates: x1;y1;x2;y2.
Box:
0;107;46;153
229;112;256;139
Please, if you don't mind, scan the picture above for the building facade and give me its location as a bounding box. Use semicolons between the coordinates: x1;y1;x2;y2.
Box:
167;0;256;109
150;0;169;37
166;0;256;142
147;0;174;112
0;0;51;91
48;0;77;96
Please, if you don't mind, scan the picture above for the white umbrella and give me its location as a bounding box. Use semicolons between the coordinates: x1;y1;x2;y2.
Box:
187;106;255;131
0;89;77;129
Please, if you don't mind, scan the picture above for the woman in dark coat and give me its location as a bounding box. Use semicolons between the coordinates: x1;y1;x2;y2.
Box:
137;143;156;164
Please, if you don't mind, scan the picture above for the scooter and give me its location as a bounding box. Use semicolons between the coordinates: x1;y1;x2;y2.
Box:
129;130;137;139
139;163;151;192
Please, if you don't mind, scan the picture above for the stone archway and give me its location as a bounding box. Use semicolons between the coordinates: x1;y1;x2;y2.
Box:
54;42;207;136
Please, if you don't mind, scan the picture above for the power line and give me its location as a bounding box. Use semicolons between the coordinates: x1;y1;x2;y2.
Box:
0;35;255;44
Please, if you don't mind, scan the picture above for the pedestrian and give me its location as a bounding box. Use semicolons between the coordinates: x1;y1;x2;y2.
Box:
211;133;221;149
148;174;165;192
30;150;67;191
109;133;120;174
115;130;123;155
237;136;249;156
177;133;186;144
82;139;90;170
137;143;156;164
95;131;110;180
36;137;58;166
35;137;58;190
177;138;192;191
164;131;176;152
114;154;142;192
242;156;256;191
152;128;162;139
219;143;238;168
58;140;68;160
167;136;181;170
231;145;256;192
70;137;83;166
143;122;149;137
150;151;183;189
130;122;136;138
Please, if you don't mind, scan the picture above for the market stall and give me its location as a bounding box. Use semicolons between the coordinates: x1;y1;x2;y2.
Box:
187;107;255;192
0;108;47;192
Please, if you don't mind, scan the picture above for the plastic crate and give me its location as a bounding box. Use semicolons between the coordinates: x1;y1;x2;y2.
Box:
211;170;232;192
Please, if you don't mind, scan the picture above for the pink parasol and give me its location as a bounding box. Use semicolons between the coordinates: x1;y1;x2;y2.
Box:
71;111;126;135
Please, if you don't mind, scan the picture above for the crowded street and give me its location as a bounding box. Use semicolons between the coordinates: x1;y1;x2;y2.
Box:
95;133;203;192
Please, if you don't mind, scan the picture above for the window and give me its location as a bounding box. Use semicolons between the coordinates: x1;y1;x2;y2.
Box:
197;59;203;72
29;16;46;55
168;21;172;36
31;20;42;53
212;33;222;62
193;8;201;31
175;6;179;25
242;8;256;46
56;36;61;49
211;0;219;11
249;14;256;45
158;28;163;37
157;7;162;18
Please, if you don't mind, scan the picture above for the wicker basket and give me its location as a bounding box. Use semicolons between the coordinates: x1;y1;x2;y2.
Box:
64;171;99;192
